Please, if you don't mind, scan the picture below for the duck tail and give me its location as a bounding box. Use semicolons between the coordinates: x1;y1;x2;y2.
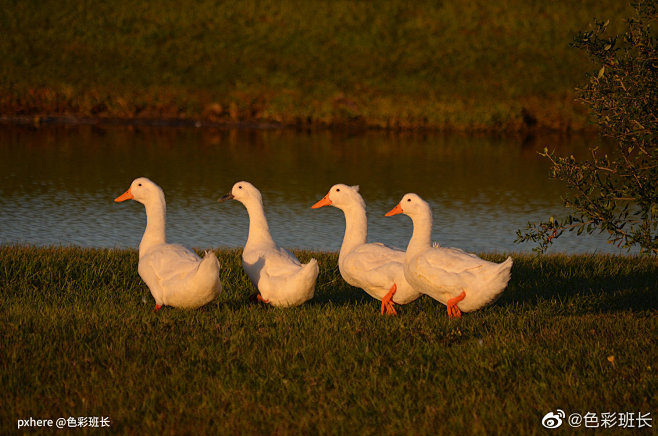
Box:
499;256;513;276
294;257;319;295
299;258;320;283
197;250;222;295
489;255;513;296
494;256;513;286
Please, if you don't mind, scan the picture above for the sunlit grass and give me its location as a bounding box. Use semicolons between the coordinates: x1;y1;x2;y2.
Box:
1;245;656;434
0;1;633;130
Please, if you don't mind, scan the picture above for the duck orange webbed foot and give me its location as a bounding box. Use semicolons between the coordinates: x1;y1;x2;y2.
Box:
154;304;163;311
446;291;466;319
380;283;398;316
249;293;270;304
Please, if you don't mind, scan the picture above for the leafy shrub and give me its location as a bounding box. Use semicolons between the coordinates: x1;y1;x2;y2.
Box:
517;0;657;254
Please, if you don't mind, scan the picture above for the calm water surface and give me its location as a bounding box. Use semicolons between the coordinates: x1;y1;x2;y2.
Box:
0;125;626;254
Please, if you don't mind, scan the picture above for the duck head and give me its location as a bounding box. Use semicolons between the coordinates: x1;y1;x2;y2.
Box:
385;193;431;219
218;181;262;205
312;184;364;210
114;177;164;206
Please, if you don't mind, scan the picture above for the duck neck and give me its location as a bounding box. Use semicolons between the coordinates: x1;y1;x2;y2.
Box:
406;210;433;260
339;205;368;261
139;195;167;258
244;198;275;248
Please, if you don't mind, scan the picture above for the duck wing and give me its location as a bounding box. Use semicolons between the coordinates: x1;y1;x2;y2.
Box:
342;243;405;290
141;244;202;283
409;247;487;290
261;246;304;279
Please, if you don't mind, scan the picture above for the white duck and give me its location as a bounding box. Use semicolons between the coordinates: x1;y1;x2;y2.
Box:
386;193;512;318
114;177;222;310
218;181;318;307
312;184;420;315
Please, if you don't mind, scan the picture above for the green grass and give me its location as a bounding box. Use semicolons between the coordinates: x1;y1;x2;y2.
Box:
0;1;634;130
1;245;656;434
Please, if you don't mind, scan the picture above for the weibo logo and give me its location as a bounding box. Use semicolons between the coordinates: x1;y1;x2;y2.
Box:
542;409;566;429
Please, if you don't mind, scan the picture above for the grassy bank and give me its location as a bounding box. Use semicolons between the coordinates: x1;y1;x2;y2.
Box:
1;245;656;434
1;1;634;131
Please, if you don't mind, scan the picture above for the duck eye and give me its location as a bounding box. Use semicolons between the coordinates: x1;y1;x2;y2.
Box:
138;183;142;187
336;188;340;192
407;198;411;202
238;186;242;189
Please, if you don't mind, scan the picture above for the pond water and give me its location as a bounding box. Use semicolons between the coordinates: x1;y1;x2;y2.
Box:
0;125;627;254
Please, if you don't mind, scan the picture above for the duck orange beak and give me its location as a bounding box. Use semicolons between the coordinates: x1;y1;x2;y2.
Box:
385;203;403;216
312;195;332;209
114;188;134;202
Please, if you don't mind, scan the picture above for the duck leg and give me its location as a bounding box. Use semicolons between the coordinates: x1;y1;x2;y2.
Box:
249;292;270;304
154;304;162;311
380;283;398;316
446;291;466;318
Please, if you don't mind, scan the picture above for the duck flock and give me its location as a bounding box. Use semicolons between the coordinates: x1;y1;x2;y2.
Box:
115;177;513;318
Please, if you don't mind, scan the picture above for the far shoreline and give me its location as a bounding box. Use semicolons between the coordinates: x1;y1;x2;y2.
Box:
0;114;598;136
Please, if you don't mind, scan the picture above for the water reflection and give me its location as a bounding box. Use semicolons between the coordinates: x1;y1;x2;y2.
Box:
0;125;626;254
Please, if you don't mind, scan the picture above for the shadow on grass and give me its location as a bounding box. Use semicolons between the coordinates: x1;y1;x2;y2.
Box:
497;254;657;314
221;253;657;315
2;246;655;316
310;283;371;306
